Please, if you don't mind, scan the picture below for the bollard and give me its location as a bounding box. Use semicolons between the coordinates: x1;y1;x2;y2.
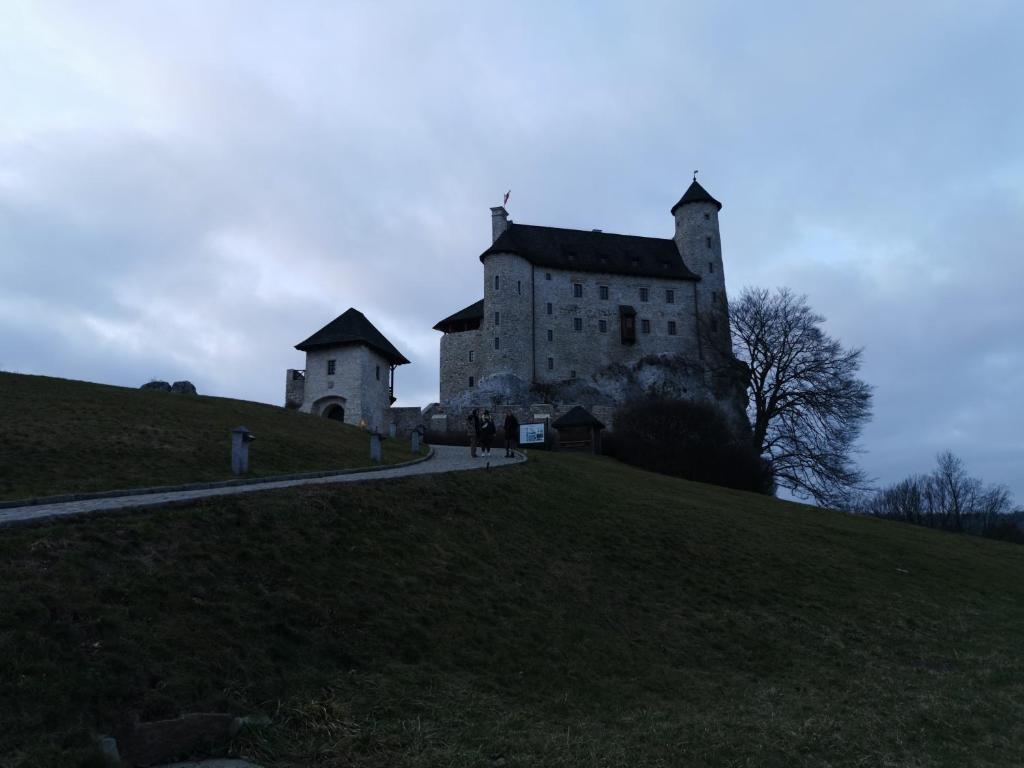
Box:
231;427;255;474
370;432;382;463
411;430;421;453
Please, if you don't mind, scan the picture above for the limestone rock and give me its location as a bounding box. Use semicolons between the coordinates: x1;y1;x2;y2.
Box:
141;380;172;392
171;380;198;395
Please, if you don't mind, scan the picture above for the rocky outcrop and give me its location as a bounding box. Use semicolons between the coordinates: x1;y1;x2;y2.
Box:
171;380;197;395
140;380;172;392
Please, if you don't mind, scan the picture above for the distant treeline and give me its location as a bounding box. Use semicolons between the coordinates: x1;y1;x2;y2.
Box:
845;451;1022;544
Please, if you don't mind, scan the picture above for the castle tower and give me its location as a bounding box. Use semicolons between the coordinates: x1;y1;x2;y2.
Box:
479;206;534;384
672;178;731;355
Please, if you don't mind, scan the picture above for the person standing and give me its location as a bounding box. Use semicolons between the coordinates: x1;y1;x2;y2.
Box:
480;410;496;457
467;408;481;458
503;409;520;458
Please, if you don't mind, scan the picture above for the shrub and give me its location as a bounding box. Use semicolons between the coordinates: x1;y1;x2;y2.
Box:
607;396;773;494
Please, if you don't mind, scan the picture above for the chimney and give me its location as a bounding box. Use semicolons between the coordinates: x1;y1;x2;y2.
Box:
490;206;509;243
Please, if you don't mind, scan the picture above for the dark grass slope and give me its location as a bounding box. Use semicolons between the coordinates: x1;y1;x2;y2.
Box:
0;373;415;501
3;453;1024;766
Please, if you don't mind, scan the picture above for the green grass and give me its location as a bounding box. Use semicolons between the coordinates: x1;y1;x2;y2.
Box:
0;373;416;501
2;452;1024;766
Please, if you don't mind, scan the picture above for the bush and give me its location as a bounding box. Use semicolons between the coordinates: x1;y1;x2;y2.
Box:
607;396;773;494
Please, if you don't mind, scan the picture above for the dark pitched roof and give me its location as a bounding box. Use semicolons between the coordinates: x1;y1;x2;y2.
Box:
295;307;410;364
552;405;606;430
670;180;722;214
433;299;484;332
479;223;699;281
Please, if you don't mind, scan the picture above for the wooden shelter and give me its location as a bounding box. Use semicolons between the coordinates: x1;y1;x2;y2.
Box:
552;406;605;454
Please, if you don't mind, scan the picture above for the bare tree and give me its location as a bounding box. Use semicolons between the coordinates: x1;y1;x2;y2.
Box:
718;287;873;506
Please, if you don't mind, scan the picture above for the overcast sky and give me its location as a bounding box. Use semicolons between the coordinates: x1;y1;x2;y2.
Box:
2;1;1022;500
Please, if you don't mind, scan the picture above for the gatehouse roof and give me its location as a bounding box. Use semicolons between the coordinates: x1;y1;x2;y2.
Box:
433;299;484;332
479;224;700;281
296;307;410;365
552;405;606;431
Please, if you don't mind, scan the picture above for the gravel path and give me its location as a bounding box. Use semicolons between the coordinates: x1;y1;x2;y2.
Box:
0;445;525;527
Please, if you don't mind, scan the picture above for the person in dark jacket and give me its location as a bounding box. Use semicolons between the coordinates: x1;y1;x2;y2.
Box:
467;408;481;457
503;410;520;458
480;410;496;457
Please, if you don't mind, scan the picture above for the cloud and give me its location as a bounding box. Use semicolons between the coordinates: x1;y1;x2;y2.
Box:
1;0;1022;499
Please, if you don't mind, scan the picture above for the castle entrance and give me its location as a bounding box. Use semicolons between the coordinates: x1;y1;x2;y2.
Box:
324;404;345;422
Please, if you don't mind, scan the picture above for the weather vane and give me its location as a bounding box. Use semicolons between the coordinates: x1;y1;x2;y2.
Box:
693;169;699;182
503;189;510;207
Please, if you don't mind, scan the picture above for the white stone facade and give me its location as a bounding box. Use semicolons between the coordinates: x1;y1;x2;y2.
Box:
437;184;737;418
287;345;394;430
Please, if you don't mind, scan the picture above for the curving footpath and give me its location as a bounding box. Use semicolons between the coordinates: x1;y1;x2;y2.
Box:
0;445;526;528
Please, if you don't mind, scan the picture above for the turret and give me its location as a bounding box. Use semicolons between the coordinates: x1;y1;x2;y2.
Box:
672;178;730;353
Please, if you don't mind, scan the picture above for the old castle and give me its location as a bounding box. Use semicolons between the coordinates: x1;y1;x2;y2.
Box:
287;178;742;433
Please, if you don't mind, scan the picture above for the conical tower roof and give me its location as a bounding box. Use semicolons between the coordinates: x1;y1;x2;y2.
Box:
670;179;722;214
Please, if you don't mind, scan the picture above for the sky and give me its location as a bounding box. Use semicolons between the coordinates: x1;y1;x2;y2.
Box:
2;1;1022;500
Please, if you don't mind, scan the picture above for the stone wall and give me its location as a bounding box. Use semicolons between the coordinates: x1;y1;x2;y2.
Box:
386;406;425;437
284;369;305;409
439;328;481;403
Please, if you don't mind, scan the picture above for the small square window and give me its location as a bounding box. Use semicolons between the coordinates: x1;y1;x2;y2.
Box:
547;357;554;370
708;262;714;273
599;285;609;300
547;329;553;342
704;212;710;221
706;236;713;249
327;360;336;375
469;376;475;388
468;350;474;362
599;319;607;333
641;318;651;334
573;317;583;332
494;311;500;326
545;272;552;281
570;369;576;379
573;283;583;298
666;289;675;304
639;287;649;302
546;302;553;315
494;336;500;350
668;321;677;336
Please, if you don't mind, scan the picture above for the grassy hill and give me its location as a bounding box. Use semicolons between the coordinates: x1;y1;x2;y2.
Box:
2;452;1024;767
0;373;417;501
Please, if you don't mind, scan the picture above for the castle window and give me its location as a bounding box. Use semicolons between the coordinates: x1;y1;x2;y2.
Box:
706;236;713;249
668;321;677;336
494;336;500;350
546;302;552;315
573;283;583;298
494;311;500;326
708;262;714;273
547;329;553;342
712;291;719;304
666;289;675;304
517;280;521;295
599;285;609;300
468;350;474;362
620;311;636;344
573;317;583;332
641;318;651;334
704;213;710;221
547;357;554;370
327;360;336;375
545;272;551;281
494;275;500;290
375;365;380;381
710;317;719;332
570;369;576;379
469;376;475;388
599;319;607;333
639;287;649;302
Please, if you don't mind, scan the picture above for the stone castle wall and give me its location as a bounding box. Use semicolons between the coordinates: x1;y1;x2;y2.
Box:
439;328;481;402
